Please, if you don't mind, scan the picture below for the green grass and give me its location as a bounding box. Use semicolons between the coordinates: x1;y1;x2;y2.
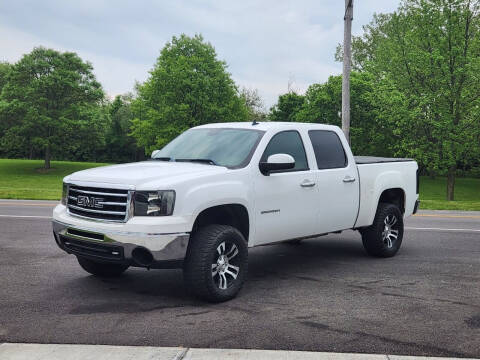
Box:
419;176;480;211
0;159;109;200
1;159;479;210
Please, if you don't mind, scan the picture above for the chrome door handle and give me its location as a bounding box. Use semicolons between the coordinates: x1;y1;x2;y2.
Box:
343;176;356;183
300;180;316;187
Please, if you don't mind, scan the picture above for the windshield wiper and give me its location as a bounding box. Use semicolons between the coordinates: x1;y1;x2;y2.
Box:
176;158;219;166
151;157;171;161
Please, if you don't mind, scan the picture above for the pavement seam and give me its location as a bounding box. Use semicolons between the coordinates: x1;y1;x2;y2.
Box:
172;347;189;360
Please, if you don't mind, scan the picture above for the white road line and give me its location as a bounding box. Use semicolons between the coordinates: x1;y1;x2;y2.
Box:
0;216;478;233
414;214;480;219
406;226;480;233
0;214;51;219
0;202;56;207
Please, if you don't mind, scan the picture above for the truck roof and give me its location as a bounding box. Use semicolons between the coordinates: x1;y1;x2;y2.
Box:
195;121;340;132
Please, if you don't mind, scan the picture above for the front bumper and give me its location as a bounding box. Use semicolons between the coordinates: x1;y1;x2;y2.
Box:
52;219;190;269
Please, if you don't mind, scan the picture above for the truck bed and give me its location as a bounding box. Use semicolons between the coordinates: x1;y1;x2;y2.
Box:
354;158;418;228
354;156;414;164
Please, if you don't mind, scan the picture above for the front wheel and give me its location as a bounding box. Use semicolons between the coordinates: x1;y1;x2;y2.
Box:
183;225;248;302
361;203;404;257
77;256;129;277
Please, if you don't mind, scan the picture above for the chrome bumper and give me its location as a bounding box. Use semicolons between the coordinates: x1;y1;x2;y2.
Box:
52;220;189;269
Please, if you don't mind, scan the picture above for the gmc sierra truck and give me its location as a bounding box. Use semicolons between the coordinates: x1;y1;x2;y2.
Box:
53;122;419;302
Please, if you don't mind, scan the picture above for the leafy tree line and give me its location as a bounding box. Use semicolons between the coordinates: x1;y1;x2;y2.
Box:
269;0;480;201
269;72;395;157
1;7;478;202
0;49;143;167
0;35;260;168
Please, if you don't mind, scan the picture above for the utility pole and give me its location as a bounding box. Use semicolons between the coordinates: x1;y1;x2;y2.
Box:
342;0;353;145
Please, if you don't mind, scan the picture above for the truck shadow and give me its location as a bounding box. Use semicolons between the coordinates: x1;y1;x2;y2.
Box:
63;232;377;310
247;233;369;281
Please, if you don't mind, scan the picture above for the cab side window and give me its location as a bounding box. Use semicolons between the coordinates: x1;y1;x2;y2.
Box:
261;130;308;172
308;130;347;169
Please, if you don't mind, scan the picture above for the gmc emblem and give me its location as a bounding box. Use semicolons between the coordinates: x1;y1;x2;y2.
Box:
77;195;104;209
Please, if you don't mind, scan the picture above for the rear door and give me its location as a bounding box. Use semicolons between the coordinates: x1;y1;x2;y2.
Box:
308;130;360;233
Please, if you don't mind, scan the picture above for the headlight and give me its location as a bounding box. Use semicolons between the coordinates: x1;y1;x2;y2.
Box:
61;183;68;205
134;190;175;216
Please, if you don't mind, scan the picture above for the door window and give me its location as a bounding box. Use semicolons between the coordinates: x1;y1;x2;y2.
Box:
261;131;308;171
308;130;347;169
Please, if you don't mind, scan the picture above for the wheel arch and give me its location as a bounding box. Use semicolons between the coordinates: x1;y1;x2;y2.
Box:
191;203;250;243
378;188;406;214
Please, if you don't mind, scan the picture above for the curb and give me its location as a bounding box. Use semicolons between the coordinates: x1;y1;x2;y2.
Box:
0;344;477;360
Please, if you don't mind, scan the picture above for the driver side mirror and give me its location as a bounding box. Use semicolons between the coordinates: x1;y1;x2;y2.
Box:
151;150;160;158
259;153;295;176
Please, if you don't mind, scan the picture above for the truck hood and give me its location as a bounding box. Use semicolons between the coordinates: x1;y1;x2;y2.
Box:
66;161;228;188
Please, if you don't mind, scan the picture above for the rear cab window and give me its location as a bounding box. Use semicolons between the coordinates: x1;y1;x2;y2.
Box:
308;130;347;170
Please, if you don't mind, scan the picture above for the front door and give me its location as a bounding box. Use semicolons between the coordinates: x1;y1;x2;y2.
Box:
253;130;318;245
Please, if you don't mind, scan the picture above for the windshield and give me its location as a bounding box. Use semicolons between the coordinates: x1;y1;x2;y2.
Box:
153;128;265;168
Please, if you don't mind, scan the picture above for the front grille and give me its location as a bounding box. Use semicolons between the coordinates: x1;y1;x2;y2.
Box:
67;184;130;222
59;235;124;261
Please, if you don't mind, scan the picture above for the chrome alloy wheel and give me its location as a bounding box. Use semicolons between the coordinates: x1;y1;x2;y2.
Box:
211;241;240;290
382;215;399;248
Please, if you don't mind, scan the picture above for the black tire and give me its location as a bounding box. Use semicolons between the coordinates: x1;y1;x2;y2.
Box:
77;256;129;277
183;225;248;302
361;203;404;257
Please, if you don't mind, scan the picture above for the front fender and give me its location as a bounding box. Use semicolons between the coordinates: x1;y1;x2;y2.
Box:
182;179;252;231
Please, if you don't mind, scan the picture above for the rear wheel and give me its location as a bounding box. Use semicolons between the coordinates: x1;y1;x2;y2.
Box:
77;256;129;277
361;203;403;257
183;225;248;302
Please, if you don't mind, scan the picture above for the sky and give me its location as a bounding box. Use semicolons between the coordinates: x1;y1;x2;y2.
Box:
0;0;400;108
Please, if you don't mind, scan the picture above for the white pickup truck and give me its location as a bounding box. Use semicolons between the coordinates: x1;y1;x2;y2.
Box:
53;122;419;302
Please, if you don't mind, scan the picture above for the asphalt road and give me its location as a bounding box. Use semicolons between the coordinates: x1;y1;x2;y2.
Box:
0;200;479;358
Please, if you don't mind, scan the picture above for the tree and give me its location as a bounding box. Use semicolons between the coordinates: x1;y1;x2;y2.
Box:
131;34;248;153
335;13;394;72
0;62;12;146
346;0;480;200
0;62;11;92
104;94;142;162
0;47;104;168
292;72;394;156
62;103;109;162
240;87;267;122
269;92;305;122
